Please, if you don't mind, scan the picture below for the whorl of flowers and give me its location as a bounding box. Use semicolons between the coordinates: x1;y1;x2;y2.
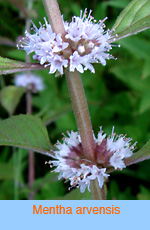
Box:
46;127;136;193
18;9;117;76
14;73;45;92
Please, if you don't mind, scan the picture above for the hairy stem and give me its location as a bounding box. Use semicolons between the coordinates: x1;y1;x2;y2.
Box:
91;180;106;200
66;71;106;199
65;70;95;162
43;0;96;161
42;0;106;200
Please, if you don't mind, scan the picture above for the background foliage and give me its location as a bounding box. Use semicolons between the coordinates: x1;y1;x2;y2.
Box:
0;0;150;200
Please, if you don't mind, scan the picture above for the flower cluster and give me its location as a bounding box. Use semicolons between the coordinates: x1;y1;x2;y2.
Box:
47;127;136;193
14;73;45;92
18;9;116;76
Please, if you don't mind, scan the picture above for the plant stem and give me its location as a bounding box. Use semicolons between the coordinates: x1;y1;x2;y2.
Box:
43;0;95;161
13;148;18;200
42;0;65;36
13;148;22;200
65;70;96;162
0;76;5;88
90;180;106;200
65;71;106;199
26;89;32;113
42;0;106;200
26;0;34;200
26;89;34;200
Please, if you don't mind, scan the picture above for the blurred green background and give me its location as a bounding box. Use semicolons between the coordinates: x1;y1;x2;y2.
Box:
0;0;150;200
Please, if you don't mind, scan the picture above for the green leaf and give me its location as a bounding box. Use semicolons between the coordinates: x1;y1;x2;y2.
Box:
124;139;150;166
0;114;53;156
112;0;150;40
109;61;150;92
0;162;14;180
0;86;25;115
118;37;150;60
104;0;130;9
7;50;26;61
34;173;65;199
137;186;150;199
43;104;72;126
142;59;150;79
0;56;46;75
139;90;150;113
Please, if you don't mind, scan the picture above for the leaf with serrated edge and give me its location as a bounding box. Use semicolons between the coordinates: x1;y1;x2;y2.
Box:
0;56;47;75
111;0;150;40
0;115;53;157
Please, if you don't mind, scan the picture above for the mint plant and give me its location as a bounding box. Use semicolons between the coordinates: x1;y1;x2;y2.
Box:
0;0;150;200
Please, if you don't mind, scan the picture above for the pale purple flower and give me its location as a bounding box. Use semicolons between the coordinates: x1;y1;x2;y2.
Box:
14;73;45;92
18;9;117;76
69;51;84;73
47;128;136;193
